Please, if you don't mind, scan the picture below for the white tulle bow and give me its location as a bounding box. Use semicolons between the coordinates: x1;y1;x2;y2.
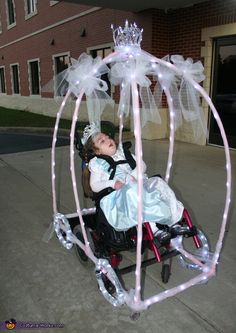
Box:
66;54;109;96
169;55;207;138
51;53;112;126
110;59;161;126
171;55;205;83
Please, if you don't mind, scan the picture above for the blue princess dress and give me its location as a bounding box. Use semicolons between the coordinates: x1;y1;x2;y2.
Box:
89;145;184;232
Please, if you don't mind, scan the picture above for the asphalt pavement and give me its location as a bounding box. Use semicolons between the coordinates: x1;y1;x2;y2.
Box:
0;133;69;154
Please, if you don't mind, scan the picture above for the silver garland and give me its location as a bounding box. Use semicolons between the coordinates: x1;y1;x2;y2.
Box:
95;258;126;307
53;213;73;250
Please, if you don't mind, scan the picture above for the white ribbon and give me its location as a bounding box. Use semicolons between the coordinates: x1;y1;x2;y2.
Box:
50;53;112;126
152;56;183;131
66;54;108;96
67;54;113;125
110;59;161;127
170;55;207;139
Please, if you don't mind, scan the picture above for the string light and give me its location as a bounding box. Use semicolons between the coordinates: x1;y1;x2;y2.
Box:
49;20;232;313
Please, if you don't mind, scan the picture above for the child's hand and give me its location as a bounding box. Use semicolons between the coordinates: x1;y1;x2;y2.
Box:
114;180;124;190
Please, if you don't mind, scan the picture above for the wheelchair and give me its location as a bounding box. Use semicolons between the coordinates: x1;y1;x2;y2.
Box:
67;130;209;294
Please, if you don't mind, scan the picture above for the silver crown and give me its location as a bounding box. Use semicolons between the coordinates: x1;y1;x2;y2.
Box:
111;20;143;48
81;122;100;145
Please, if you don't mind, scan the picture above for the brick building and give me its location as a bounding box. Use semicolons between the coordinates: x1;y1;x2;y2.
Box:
0;0;235;147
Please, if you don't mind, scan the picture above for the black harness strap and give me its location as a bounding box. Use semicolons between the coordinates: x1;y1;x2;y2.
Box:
95;142;136;180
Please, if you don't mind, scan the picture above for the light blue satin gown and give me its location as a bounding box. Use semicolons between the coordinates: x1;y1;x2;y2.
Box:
93;155;184;232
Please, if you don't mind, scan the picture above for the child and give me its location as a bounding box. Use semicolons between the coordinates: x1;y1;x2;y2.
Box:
81;123;184;242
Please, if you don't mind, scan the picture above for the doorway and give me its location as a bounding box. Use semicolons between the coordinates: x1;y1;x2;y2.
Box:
209;36;236;148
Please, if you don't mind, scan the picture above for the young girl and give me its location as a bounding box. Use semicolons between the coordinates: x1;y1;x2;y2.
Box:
81;123;184;242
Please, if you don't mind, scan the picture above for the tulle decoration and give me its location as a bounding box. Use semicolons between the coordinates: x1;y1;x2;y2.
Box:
170;55;208;139
109;59;161;127
66;54;113;125
153;58;183;131
43;53;113;126
152;56;182;128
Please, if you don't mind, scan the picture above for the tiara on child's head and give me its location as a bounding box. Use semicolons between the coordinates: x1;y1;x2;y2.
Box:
81;122;100;145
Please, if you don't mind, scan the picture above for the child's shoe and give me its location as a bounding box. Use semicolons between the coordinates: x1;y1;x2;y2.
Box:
154;230;171;245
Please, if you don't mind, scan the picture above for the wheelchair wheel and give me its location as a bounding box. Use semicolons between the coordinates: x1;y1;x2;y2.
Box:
161;263;171;284
73;224;95;267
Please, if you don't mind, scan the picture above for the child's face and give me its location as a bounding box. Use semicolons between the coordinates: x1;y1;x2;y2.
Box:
93;133;117;156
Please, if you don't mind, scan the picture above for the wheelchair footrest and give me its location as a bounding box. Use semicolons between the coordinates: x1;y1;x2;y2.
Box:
170;225;198;238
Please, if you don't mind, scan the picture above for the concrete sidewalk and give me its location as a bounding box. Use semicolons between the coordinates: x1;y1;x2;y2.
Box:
0;139;235;333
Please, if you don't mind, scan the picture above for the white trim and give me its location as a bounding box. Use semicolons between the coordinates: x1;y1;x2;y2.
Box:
0;12;2;33
50;1;59;6
10;62;20;95
201;23;236;109
201;23;236;98
0;66;6;94
27;58;41;96
0;7;101;50
52;52;70;95
24;0;38;20
87;42;114;53
5;0;16;29
201;23;236;146
52;51;71;74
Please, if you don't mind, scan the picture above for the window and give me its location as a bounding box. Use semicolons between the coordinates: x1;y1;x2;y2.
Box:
25;0;37;17
11;64;20;94
6;0;16;26
0;67;6;93
54;54;70;96
28;60;40;95
89;46;113;95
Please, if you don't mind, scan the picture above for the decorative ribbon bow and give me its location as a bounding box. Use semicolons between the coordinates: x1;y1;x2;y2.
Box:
170;55;207;138
45;53;112;127
64;53;112;126
110;58;161;127
65;54;108;96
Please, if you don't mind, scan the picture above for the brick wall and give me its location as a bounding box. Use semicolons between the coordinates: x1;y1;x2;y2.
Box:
168;0;236;61
0;0;236;141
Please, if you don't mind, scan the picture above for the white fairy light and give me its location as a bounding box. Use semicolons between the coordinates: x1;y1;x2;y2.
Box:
49;20;232;313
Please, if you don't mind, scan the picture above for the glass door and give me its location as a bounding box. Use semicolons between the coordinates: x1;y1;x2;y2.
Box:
209;36;236;148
